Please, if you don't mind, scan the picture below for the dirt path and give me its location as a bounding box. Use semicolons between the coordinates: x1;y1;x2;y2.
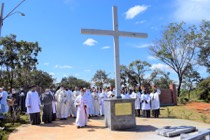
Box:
8;117;210;140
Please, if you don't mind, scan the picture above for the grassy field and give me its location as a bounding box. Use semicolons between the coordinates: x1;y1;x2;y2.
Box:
160;105;210;123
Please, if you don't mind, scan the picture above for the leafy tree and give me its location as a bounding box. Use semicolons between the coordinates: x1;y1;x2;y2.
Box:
108;78;115;88
92;70;109;89
120;65;137;87
60;76;90;89
129;60;151;87
196;77;210;102
0;35;20;91
197;20;210;73
182;64;202;99
149;69;173;89
149;22;198;96
0;34;41;91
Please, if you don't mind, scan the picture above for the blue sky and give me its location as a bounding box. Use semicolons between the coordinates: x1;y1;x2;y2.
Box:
1;0;210;83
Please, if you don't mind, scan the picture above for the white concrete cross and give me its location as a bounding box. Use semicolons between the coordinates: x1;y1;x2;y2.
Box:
81;6;148;98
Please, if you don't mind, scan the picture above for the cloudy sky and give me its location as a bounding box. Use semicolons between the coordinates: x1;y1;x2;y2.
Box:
1;0;210;82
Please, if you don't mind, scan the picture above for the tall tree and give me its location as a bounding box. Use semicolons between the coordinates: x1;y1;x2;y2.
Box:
197;20;210;73
149;22;198;96
92;70;109;89
129;60;151;87
0;34;41;90
182;64;202;99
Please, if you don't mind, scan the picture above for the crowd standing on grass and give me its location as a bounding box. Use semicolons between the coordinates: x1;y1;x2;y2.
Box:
0;84;161;128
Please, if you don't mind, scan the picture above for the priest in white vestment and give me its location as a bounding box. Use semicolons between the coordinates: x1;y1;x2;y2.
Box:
66;88;72;117
99;88;107;116
91;89;100;116
72;87;80;117
130;88;141;117
75;88;88;128
150;85;161;118
25;85;41;125
141;90;151;118
55;85;68;120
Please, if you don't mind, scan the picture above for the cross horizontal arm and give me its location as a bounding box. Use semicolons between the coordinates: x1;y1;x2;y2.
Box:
81;28;148;38
81;28;115;36
117;31;148;38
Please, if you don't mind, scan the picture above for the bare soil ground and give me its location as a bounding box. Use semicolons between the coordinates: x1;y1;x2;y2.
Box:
185;102;210;116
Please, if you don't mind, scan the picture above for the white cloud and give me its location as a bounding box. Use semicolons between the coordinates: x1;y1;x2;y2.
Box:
150;63;172;71
135;20;146;24
101;46;111;49
55;65;73;69
74;74;80;77
147;55;157;60
44;62;49;66
134;43;154;49
174;0;210;22
84;69;91;72
125;5;149;20
83;38;97;46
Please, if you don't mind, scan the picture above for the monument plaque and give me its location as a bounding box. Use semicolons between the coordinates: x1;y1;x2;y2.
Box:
115;103;132;116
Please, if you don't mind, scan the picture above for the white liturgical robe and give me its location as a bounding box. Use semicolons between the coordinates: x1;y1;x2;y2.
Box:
25;91;41;114
55;88;68;118
141;93;151;110
75;94;88;127
150;89;161;110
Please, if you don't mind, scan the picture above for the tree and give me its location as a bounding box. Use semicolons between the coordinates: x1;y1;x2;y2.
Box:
0;34;41;91
196;77;210;102
129;60;151;87
149;22;198;96
197;20;210;73
60;76;90;89
149;69;173;89
92;70;109;89
0;35;20;91
120;65;137;87
182;64;202;99
108;78;115;88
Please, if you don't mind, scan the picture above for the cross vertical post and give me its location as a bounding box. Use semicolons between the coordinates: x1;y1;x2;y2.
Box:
81;6;148;99
112;6;121;98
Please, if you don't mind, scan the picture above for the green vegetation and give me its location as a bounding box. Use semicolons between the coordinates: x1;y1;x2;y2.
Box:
160;105;210;123
0;114;29;140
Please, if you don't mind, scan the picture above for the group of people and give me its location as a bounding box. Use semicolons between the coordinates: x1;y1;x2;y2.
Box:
0;84;161;129
0;87;26;119
120;85;161;118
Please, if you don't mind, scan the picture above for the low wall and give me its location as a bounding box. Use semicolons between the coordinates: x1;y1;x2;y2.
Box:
160;84;177;106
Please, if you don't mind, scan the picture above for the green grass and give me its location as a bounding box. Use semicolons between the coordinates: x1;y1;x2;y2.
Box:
160;105;210;123
0;114;29;140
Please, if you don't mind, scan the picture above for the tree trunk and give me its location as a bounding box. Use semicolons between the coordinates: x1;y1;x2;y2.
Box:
177;74;183;97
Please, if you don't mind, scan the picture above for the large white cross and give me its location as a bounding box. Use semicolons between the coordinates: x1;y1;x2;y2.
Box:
81;6;148;98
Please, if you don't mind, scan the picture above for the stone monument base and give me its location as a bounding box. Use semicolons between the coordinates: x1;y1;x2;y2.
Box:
104;98;136;130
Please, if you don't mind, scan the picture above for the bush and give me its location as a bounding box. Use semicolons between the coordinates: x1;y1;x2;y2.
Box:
196;77;210;102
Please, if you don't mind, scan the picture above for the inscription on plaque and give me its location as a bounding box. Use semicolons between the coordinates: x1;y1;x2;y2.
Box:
115;103;132;116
